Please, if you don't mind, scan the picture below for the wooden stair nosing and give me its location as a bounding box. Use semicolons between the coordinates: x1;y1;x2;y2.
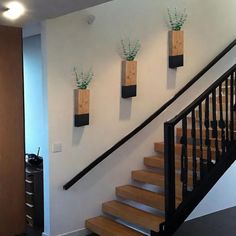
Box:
102;200;164;232
154;142;217;158
116;185;165;211
131;170;193;188
144;156;198;171
176;127;223;139
86;216;146;236
132;170;165;187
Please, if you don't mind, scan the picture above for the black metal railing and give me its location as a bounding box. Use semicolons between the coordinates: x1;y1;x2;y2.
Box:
163;64;236;234
64;39;236;190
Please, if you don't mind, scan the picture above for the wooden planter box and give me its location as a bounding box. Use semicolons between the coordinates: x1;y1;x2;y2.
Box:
122;60;137;98
74;89;90;127
169;30;184;68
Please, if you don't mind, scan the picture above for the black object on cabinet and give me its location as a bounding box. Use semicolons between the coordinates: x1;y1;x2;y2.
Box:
25;166;44;231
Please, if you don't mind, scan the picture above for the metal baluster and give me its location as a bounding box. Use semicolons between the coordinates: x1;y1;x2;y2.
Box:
181;117;188;199
219;83;226;155
234;71;236;141
204;96;211;170
199;103;204;180
230;73;234;141
225;78;229;147
191;109;197;187
211;89;219;162
164;122;176;224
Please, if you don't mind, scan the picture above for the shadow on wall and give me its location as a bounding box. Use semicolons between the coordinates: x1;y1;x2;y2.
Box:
119;97;132;120
73;126;85;146
167;68;177;89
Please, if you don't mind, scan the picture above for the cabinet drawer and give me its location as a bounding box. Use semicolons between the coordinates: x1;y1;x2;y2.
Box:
25;173;34;182
25;192;34;205
26;215;34;228
26;203;34;217
25;180;34;193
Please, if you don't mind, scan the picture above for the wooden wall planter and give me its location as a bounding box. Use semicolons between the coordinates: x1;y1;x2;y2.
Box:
169;30;184;68
122;60;137;98
74;89;90;127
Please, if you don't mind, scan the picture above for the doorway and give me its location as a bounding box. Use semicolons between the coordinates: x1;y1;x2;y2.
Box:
23;34;46;236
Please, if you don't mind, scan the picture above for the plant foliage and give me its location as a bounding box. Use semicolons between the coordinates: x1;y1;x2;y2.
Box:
121;39;141;61
74;67;94;89
167;8;187;31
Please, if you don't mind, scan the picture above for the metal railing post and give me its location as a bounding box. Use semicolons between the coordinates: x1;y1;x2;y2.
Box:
164;122;176;226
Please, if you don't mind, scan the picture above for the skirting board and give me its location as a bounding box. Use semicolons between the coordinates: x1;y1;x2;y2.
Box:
59;228;89;236
42;228;89;236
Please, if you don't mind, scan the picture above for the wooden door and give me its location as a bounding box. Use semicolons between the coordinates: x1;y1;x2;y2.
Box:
0;25;25;235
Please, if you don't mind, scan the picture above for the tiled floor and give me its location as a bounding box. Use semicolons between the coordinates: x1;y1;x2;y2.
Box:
174;207;236;236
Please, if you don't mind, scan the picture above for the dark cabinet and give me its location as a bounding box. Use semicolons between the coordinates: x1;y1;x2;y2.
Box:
25;166;44;230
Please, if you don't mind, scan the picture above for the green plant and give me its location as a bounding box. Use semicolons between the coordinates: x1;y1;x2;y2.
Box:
73;67;94;89
121;39;141;61
167;8;187;31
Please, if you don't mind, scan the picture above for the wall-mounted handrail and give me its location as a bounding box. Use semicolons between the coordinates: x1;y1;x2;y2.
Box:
63;39;236;190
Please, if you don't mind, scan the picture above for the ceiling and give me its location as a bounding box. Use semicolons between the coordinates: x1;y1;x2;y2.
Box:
0;0;112;27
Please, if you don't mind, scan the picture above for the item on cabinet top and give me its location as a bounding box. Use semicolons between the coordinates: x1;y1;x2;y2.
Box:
26;147;43;167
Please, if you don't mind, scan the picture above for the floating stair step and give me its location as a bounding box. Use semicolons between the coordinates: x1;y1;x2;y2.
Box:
116;185;165;211
131;170;193;188
186;119;236;133
195;110;235;120
176;128;222;139
176;137;222;148
210;103;231;112
102;200;164;232
132;170;164;187
144;156;196;171
221;85;235;93
210;95;227;103
154;142;216;158
144;156;165;169
85;216;146;236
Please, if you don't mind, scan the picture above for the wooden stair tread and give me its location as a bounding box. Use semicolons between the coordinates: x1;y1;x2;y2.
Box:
132;170;192;187
102;200;164;232
154;142;217;158
144;156;164;168
86;216;146;236
116;185;165;211
132;170;164;187
176;128;223;138
144;156;196;171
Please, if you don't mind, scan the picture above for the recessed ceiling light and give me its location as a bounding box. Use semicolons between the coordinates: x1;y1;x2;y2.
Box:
3;2;25;20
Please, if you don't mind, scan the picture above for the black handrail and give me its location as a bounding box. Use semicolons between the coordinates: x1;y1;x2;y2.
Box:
63;39;236;190
168;64;236;125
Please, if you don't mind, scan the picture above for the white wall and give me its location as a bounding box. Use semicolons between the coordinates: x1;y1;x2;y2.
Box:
41;0;236;235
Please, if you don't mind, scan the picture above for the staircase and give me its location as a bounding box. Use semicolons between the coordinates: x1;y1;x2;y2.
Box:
85;66;236;235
